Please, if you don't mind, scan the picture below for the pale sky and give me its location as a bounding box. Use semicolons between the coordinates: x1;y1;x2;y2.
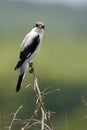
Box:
8;0;87;6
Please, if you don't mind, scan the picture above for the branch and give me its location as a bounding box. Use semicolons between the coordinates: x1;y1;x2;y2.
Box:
21;104;40;130
41;107;45;130
32;65;53;129
6;105;22;130
8;63;56;130
21;63;54;130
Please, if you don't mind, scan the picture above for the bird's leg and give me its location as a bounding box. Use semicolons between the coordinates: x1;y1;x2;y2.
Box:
29;62;34;73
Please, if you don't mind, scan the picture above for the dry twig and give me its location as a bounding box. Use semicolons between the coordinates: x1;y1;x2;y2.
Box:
6;105;22;130
8;63;56;130
21;63;54;130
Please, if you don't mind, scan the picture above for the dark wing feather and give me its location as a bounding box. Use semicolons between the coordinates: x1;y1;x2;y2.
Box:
14;35;40;70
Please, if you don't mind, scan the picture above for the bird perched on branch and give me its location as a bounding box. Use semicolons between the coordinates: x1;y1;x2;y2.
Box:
14;22;45;92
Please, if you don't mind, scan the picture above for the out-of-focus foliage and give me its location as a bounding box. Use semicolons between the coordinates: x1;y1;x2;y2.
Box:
0;1;87;130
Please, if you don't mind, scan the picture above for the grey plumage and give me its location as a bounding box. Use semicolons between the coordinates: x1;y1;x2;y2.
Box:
15;22;45;92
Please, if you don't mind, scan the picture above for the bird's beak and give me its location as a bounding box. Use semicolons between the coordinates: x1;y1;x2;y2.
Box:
39;25;45;30
39;25;42;29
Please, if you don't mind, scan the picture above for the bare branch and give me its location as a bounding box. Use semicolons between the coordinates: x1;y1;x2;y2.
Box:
7;105;22;130
41;107;45;130
43;89;61;96
21;104;40;130
21;63;54;130
8;63;56;130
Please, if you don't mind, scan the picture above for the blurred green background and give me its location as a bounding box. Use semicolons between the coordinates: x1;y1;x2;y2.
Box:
0;0;87;129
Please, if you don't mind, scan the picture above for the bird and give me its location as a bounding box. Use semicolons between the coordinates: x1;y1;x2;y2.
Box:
14;22;45;92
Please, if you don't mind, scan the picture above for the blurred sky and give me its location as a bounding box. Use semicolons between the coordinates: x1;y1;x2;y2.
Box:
8;0;87;6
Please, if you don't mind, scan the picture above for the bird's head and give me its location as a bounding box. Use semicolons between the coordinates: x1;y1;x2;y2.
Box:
34;22;45;33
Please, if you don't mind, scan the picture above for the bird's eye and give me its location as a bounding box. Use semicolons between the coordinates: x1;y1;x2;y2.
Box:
35;23;39;27
42;25;45;29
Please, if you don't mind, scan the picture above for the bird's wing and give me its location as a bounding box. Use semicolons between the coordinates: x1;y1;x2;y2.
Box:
21;31;38;50
14;34;40;70
20;33;31;50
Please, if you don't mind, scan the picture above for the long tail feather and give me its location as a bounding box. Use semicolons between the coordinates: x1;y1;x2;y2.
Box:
14;60;24;70
16;74;24;92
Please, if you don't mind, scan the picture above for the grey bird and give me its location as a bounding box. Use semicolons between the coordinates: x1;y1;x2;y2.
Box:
14;22;45;92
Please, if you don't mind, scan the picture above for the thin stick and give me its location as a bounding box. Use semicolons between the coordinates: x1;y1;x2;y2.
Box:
8;63;55;130
8;105;22;130
21;106;39;130
31;66;54;130
41;107;45;130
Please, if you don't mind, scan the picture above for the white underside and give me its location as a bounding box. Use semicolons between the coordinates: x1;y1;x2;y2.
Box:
20;32;43;76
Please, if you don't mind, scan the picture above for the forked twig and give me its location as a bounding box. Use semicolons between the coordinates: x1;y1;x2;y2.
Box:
7;105;22;130
21;63;54;130
8;63;57;130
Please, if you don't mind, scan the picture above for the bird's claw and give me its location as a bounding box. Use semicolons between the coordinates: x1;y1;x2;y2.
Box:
29;62;34;73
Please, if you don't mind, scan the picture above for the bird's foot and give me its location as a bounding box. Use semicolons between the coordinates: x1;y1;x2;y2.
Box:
29;62;34;73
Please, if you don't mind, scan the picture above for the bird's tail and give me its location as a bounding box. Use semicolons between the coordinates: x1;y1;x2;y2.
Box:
16;74;24;92
15;60;29;92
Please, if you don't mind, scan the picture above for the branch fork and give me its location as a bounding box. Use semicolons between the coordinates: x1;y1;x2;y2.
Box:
8;63;56;130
